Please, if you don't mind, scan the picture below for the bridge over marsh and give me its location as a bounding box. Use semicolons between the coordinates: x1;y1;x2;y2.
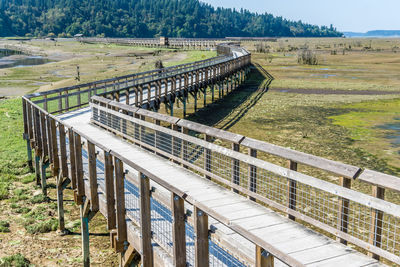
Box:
21;44;400;267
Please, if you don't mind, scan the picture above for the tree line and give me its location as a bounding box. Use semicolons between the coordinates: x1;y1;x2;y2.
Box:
0;0;343;38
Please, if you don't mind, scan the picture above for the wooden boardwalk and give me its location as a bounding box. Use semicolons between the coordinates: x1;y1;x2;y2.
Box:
58;107;385;267
21;43;400;267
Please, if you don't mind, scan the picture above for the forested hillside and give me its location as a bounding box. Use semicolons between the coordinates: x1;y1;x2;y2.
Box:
0;0;342;38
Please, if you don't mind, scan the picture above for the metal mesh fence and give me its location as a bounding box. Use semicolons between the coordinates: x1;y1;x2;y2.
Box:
92;105;400;259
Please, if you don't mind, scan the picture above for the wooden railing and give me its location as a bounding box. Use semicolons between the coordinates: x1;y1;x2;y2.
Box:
25;45;250;114
22;96;307;267
90;97;400;265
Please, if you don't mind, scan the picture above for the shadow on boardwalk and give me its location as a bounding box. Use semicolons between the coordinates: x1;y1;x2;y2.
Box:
186;63;274;130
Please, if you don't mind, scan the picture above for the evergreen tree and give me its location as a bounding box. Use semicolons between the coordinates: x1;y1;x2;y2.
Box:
0;0;343;38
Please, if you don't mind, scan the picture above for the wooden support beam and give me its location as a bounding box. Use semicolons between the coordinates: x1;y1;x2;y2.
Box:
204;135;212;180
68;129;77;190
40;113;48;160
194;206;209;267
122;245;139;267
139;172;153;267
104;151;116;230
369;186;385;260
256;246;274;267
74;133;84;204
40;159;48;196
248;148;257;201
88;141;99;212
172;193;186;267
337;176;351;244
232;143;240;193
114;157;127;252
287;160;298;221
50;118;59;176
81;198;90;267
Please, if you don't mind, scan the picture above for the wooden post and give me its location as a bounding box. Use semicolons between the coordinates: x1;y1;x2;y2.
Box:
368;186;385;260
104;151;116;230
287;160;298;221
88;141;99;212
68;129;77;190
114;157;127;252
194;206;209;267
46;116;53;165
50;119;59;176
181;127;189;168
172;193;186;267
74;133;84;204
81;198;90;267
139;172;153;267
40;159;48;196
40;113;48;160
248;149;257;201
232;143;240;193
256;246;274;267
57;124;69;233
204;135;212;180
337;176;351;244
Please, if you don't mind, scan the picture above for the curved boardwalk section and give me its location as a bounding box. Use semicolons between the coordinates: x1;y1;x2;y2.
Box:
21;44;400;266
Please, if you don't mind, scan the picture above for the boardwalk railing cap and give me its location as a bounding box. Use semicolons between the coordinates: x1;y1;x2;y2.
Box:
240;136;361;179
358;169;400;193
176;120;245;144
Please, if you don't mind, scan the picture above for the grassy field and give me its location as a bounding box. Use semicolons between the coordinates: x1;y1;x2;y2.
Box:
0;39;216;96
0;38;399;265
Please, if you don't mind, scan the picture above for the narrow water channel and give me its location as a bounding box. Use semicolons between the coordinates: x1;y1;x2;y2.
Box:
379;118;400;154
0;48;53;69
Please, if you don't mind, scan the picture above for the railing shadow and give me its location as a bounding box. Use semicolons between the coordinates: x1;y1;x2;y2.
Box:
186;63;274;130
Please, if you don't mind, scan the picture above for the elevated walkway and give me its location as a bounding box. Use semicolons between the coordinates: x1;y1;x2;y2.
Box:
57;107;385;266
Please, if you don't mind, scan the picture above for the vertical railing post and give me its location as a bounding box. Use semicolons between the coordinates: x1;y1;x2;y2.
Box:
57;124;69;233
369;186;385;260
256;246;274;267
74;133;84;204
181;127;189;168
68;129;77;191
114;157;127;252
139;172;153;267
33;108;41;185
40;113;48;195
172;193;186;267
287;160;298;221
248;148;257;201
337;176;351;244
88;141;99;212
104;151;116;230
194;206;209;267
204;135;212;180
231;143;240;193
50;118;59;176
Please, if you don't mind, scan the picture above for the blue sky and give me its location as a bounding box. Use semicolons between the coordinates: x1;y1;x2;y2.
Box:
201;0;400;32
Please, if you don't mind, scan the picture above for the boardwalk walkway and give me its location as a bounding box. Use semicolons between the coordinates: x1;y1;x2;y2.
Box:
58;107;384;267
21;43;400;266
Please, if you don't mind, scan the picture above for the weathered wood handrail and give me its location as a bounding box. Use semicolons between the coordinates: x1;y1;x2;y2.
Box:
90;100;400;264
23;95;309;267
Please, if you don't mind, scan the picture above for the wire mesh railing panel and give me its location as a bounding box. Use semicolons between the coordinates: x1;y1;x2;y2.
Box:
381;214;400;256
254;169;287;206
186;223;196;266
150;198;174;254
125;180;141;223
296;182;339;227
91;104;400;263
